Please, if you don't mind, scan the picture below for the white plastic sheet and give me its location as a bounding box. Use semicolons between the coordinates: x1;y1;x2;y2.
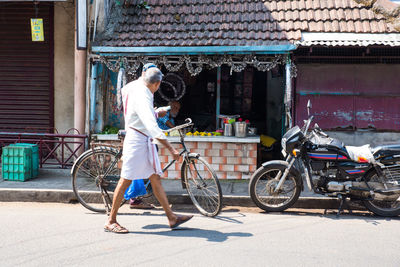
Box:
346;144;375;163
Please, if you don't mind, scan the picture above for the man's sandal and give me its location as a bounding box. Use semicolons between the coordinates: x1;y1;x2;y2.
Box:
169;215;193;229
104;223;129;234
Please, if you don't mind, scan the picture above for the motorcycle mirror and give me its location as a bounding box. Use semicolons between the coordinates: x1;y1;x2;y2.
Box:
307;100;312;116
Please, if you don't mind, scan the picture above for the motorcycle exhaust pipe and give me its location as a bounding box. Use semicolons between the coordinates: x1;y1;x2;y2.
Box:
349;182;400;201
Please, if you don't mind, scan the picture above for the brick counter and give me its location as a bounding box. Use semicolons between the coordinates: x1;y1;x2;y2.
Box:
92;135;260;180
160;136;259;179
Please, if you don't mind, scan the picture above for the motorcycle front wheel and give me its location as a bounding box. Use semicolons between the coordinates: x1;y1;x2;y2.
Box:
249;161;302;212
362;168;400;217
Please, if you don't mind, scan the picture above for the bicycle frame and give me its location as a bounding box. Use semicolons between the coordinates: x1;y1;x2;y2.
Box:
95;119;195;198
161;127;203;189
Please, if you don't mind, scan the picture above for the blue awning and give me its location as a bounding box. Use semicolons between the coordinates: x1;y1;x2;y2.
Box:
92;45;297;56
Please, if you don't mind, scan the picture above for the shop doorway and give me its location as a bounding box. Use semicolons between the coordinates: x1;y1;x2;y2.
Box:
154;66;285;140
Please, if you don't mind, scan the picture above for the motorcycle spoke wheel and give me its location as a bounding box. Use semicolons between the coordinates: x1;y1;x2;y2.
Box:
255;170;297;207
249;164;301;212
363;170;400;217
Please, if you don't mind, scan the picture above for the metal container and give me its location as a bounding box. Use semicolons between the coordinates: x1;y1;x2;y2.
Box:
234;122;247;138
223;123;233;136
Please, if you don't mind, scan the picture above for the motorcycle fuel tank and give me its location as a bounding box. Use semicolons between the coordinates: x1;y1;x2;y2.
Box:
308;149;369;178
307;150;349;162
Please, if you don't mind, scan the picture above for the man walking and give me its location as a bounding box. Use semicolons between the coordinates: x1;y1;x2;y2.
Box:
104;66;193;233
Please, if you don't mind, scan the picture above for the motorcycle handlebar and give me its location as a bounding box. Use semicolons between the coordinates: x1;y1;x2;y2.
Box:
303;116;314;134
312;123;329;138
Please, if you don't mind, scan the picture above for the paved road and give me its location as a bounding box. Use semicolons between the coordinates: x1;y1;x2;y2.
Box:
1;202;400;267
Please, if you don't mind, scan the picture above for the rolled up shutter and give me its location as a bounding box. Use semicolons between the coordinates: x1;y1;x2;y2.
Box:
0;2;53;132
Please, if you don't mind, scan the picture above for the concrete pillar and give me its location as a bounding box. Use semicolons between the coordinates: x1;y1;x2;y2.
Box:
74;16;86;155
89;62;98;133
216;66;221;129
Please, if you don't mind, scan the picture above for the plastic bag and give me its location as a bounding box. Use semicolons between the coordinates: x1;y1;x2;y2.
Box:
124;179;147;200
345;145;375;164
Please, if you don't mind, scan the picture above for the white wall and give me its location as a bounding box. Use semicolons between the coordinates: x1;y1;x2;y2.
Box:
53;2;75;134
327;131;400;147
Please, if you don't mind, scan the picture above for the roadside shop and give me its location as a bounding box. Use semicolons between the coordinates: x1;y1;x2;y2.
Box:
87;1;300;179
90;50;296;179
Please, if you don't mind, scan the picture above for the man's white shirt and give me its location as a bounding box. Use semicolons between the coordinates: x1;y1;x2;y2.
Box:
122;78;166;141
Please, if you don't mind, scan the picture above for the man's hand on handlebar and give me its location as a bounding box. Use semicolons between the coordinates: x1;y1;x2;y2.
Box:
170;148;180;161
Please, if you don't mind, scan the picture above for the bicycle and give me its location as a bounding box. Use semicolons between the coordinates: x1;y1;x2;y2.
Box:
71;118;223;217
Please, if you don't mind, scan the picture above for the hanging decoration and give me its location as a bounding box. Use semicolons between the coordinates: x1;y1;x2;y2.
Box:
98;54;288;77
184;55;203;76
158;73;186;102
290;63;298;78
162;56;185;72
121;57;141;78
116;67;126;111
100;56;121;72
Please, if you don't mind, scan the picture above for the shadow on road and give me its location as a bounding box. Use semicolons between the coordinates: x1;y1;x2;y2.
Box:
86;204;249;224
213;213;246;224
129;224;253;242
258;208;400;225
119;212;247;225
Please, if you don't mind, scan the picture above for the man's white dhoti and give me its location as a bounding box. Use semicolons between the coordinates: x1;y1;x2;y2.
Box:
120;77;167;180
121;129;163;180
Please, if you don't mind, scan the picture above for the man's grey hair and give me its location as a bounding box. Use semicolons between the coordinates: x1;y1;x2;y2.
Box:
143;67;163;84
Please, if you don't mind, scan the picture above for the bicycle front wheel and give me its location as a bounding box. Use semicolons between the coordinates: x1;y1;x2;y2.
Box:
71;147;121;213
182;156;222;217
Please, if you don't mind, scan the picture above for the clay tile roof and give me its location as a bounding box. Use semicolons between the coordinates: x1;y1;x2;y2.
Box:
95;0;398;48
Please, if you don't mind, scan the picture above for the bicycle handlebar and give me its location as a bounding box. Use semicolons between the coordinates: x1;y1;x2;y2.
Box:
163;118;194;133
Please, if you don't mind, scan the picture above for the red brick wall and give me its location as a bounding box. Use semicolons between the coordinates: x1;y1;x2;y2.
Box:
159;141;258;180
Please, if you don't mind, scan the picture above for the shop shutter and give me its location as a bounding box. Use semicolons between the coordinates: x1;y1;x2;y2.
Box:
295;64;400;131
0;2;53;132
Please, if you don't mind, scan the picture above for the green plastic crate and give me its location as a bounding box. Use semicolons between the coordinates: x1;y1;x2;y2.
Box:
1;145;32;181
12;143;39;178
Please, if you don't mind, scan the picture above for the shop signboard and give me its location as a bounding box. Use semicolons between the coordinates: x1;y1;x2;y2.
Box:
30;18;44;41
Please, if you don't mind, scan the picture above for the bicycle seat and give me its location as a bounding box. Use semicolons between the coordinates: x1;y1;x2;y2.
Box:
118;130;126;138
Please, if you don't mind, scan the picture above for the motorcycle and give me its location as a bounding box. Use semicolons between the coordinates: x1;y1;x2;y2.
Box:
249;100;400;216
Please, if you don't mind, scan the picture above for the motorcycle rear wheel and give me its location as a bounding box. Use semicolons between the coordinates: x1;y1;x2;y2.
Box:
362;169;400;217
249;162;301;212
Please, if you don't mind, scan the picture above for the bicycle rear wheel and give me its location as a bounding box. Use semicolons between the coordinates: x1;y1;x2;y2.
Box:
182;156;222;217
71;147;121;213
